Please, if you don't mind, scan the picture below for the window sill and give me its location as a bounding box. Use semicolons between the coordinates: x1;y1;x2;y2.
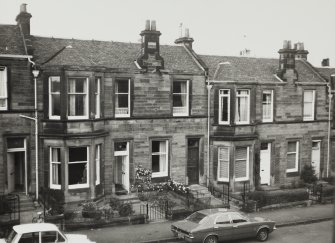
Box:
50;185;61;190
68;116;89;120
68;184;89;190
235;178;249;182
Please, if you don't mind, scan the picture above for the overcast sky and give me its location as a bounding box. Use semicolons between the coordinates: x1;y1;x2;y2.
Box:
1;0;334;67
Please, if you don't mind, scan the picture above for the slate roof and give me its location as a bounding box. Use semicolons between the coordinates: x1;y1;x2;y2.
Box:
0;25;26;55
200;55;326;84
31;36;202;73
315;67;335;82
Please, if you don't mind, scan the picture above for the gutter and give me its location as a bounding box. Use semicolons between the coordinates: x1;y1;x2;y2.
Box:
0;54;33;59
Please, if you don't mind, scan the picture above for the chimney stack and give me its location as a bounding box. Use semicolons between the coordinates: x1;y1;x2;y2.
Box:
16;3;32;36
322;58;330;67
175;27;194;49
277;40;298;82
136;20;164;72
295;42;309;60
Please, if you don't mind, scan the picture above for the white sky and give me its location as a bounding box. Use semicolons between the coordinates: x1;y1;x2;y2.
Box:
1;0;335;67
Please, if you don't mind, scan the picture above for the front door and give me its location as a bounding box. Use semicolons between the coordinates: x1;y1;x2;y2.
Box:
260;143;271;185
114;142;129;193
312;141;321;179
7;152;26;193
187;139;199;185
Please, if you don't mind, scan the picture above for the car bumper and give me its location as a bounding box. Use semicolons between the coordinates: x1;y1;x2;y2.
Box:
171;229;195;242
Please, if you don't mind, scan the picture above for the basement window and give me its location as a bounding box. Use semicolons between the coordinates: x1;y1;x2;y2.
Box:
286;141;299;173
68;147;89;189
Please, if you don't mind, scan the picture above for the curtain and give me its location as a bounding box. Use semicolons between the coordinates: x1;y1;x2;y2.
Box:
68;79;76;116
263;93;271;119
0;68;6;107
159;141;167;173
51;148;60;184
180;82;186;107
236;91;248;122
304;91;313;118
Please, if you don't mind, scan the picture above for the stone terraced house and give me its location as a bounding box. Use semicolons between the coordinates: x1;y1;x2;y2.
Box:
0;4;334;206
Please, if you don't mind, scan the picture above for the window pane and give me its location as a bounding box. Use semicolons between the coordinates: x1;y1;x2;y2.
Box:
0;67;7;100
115;142;127;151
152;155;160;172
52;94;61;116
235;147;247;179
7;138;24;149
116;80;129;93
152;141;160;153
152;141;167;175
262;91;272;120
287;142;297;153
218;147;229;179
221;96;229;122
117;94;128;108
287;154;296;169
69;147;87;162
41;231;57;242
68;94;86;116
18;232;38;243
236;147;247;160
68;163;87;185
236;90;249;123
52;163;61;185
50;77;60;92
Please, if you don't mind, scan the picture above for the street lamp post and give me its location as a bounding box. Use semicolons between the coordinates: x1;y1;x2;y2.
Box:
20;68;40;200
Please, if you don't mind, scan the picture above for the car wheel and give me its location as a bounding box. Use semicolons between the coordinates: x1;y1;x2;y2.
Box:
204;235;218;243
256;228;269;242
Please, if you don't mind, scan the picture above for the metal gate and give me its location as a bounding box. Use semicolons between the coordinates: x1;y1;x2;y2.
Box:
209;182;230;208
0;194;20;237
140;201;169;222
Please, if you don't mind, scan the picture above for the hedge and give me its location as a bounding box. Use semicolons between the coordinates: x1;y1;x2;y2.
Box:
248;189;309;208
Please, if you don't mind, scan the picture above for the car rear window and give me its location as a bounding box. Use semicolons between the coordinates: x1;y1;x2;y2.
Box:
186;212;207;223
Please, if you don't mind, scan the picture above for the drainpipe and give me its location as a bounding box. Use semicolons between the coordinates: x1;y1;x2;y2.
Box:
206;77;213;187
327;75;334;177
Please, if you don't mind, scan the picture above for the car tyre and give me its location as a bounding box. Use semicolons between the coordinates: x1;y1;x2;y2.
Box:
204;235;218;243
256;228;269;242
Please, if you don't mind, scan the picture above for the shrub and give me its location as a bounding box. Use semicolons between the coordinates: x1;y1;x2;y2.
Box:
109;197;122;211
118;203;133;217
300;164;317;184
249;189;309;208
82;201;101;219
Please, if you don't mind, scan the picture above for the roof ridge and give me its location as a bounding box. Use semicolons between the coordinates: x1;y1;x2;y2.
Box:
199;54;279;61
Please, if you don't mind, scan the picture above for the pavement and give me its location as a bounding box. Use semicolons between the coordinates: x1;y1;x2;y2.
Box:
73;203;334;243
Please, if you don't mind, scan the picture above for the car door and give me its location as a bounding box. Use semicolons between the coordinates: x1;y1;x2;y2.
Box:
230;213;255;240
213;213;234;241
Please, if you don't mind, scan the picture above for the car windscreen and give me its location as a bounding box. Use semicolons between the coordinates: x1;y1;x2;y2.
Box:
186;212;207;223
5;230;17;243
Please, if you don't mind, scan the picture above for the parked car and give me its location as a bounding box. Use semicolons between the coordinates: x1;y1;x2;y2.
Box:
0;223;96;243
171;208;276;243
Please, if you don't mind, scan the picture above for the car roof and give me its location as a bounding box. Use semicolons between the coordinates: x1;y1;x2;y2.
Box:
197;208;237;216
13;223;59;234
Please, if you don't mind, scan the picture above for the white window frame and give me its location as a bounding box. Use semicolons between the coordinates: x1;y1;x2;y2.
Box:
218;147;230;182
49;76;61;120
234;146;249;182
95;144;101;185
262;90;273;122
173;80;189;116
115;79;130;118
235;89;250;124
219;89;230;124
303;90;315;121
286;141;299;173
67;77;89;120
151;140;169;178
68;146;89;189
0;66;8;110
95;77;101;119
50;147;61;189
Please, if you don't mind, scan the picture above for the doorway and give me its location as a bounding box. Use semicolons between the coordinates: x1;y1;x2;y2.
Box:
187;138;200;185
6;138;27;194
311;141;321;179
114;142;129;193
260;143;271;185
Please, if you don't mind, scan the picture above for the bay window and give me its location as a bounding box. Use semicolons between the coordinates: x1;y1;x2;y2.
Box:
115;79;130;117
262;90;273;122
287;141;299;172
50;147;61;189
235;90;250;124
218;147;229;182
151;140;168;177
49;77;61;119
0;66;8;110
173;80;189;116
68;147;89;189
303;90;315;121
235;146;249;181
219;89;230;124
68;78;88;119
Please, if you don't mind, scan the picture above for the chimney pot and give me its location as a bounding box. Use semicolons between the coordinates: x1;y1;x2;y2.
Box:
185;28;189;38
287;40;292;49
145;20;150;30
151;20;156;31
20;3;27;13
